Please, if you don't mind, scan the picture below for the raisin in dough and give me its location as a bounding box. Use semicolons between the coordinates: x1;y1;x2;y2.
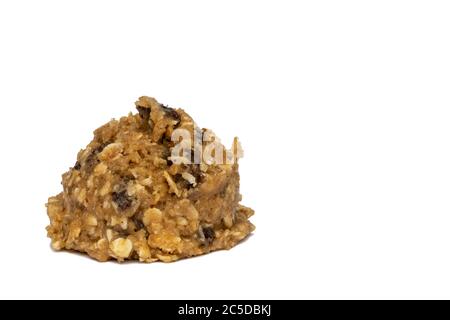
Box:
46;97;255;262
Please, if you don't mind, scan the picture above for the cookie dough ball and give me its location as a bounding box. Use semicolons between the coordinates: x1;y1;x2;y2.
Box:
46;97;255;262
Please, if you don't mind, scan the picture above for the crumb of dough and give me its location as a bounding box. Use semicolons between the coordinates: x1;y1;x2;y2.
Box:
46;96;255;262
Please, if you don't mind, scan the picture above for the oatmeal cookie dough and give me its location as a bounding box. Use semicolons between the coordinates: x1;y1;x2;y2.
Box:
46;97;254;262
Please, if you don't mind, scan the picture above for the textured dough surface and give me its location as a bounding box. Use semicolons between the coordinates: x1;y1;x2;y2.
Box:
46;97;254;262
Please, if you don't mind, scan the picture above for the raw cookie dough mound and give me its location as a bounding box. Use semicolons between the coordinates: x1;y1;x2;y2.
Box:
46;97;255;262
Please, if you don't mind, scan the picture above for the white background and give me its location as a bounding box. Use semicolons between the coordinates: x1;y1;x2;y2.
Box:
1;0;450;300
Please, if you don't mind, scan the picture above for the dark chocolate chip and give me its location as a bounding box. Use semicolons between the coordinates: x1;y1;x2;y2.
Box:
173;174;183;183
84;143;110;172
84;153;99;172
189;164;205;184
73;161;81;170
133;217;145;231
161;148;173;166
131;251;140;260
160;104;180;121
174;173;191;190
137;106;151;122
161;135;173;147
202;227;215;244
111;190;133;211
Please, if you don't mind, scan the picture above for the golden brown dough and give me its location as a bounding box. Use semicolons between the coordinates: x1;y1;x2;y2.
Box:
46;96;254;262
